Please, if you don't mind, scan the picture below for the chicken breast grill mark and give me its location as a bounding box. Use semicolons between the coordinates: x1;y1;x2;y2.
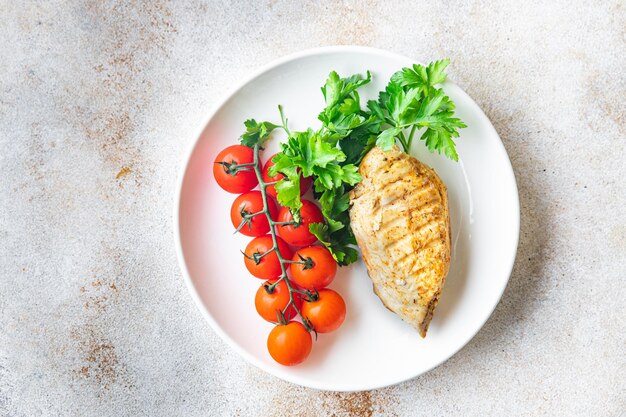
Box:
349;146;451;337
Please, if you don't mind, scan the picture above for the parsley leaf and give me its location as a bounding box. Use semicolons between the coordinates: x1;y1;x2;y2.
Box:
319;72;372;136
391;59;450;96
318;187;350;233
309;222;359;266
376;127;402;151
313;163;361;192
271;159;302;209
239;119;279;148
422;127;459;161
367;99;386;122
320;71;371;109
338;118;381;165
387;85;420;124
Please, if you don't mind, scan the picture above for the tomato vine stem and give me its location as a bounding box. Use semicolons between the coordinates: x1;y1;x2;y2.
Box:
248;143;314;332
214;161;256;175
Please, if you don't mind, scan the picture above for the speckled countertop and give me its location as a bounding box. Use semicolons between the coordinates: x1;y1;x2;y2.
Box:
1;1;625;416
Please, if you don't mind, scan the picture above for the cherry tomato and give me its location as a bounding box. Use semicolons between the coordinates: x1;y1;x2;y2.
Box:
301;289;346;333
290;246;337;289
262;153;312;198
255;280;301;322
267;321;312;366
243;235;292;279
276;200;324;247
230;191;278;237
213;145;259;193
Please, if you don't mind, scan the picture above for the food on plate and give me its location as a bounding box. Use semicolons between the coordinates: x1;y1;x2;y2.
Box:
349;146;451;337
267;321;312;366
290;245;337;290
213;145;259;193
276;199;324;246
212;59;465;365
243;235;292;279
300;288;346;333
230;191;278;237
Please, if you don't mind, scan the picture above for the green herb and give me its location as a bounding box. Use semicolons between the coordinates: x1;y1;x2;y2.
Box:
371;59;467;159
318;71;372;136
239;119;279;148
309;222;359;266
268;129;360;211
390;59;450;95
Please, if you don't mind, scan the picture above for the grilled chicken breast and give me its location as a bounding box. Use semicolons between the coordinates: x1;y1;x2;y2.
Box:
349;146;451;337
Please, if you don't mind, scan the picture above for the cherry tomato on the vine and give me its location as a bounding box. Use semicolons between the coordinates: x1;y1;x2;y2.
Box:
301;288;346;333
290;245;337;289
267;321;312;366
213;145;259;193
243;235;292;279
255;279;301;322
276;200;324;247
230;191;277;237
262;153;312;198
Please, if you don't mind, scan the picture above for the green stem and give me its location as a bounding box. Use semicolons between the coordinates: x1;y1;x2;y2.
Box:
278;105;292;137
398;131;409;152
266;275;286;292
230;162;256;167
407;125;417;150
281;259;306;265
251;144;312;332
215;161;256;175
242;247;275;263
271;220;298;226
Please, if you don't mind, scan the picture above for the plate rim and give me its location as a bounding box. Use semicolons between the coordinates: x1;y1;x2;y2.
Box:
173;45;520;392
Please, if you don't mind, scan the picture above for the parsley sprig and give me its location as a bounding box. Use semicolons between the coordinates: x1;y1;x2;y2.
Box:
238;60;466;265
370;59;466;159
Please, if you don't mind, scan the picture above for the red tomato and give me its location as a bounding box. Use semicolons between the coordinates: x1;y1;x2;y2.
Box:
301;289;346;333
213;145;259;193
267;321;312;366
255;280;301;322
276;200;324;247
290;246;337;289
243;235;292;279
230;191;278;237
262;153;312;198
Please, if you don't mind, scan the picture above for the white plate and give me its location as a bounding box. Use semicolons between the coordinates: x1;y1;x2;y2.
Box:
175;46;519;391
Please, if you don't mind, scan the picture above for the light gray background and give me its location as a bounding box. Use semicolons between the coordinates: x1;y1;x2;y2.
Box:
1;1;624;416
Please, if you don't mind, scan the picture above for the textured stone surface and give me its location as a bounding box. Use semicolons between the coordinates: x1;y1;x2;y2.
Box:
1;1;625;416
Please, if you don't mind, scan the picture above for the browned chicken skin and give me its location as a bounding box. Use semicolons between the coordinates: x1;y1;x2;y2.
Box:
349;146;451;337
